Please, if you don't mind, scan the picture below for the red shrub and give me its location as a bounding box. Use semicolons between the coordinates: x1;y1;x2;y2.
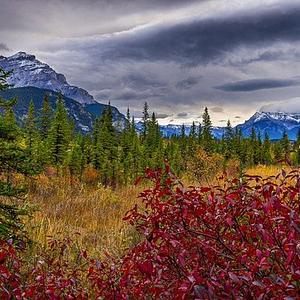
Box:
0;240;22;300
1;166;300;299
89;167;300;299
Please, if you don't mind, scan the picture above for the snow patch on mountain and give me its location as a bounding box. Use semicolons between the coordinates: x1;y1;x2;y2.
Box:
0;52;95;104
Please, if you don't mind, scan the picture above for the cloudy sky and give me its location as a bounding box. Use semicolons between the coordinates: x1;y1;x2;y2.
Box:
1;0;300;125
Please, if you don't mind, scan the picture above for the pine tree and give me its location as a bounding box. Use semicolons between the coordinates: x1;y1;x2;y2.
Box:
47;94;70;165
39;94;52;139
281;130;290;162
0;68;39;240
25;100;36;157
224;120;234;159
262;132;272;165
93;104;118;186
198;123;202;144
65;140;83;184
142;102;149;139
202;107;213;152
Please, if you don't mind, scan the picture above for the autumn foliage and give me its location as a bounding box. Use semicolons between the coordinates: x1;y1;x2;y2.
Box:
1;166;300;299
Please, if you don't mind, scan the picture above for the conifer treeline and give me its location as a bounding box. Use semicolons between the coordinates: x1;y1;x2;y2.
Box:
3;91;300;187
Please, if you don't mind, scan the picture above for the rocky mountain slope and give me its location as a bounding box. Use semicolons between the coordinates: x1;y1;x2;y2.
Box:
0;52;95;104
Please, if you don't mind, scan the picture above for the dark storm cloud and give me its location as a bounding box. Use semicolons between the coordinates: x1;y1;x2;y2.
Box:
115;89;163;101
215;79;300;92
176;76;200;90
2;0;300;125
211;106;224;113
156;113;171;119
177;112;188;117
0;43;9;51
124;73;166;90
96;5;300;65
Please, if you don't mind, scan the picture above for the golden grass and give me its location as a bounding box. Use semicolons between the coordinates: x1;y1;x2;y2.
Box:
27;175;144;258
245;164;291;177
25;164;294;258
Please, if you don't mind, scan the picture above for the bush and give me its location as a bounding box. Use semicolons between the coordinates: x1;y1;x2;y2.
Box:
187;149;223;184
1;166;300;299
90;166;300;299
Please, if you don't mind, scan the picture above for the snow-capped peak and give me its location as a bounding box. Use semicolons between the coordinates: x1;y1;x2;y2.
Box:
0;51;95;105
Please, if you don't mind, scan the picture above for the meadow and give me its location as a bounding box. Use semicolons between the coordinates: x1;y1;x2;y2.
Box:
27;163;286;258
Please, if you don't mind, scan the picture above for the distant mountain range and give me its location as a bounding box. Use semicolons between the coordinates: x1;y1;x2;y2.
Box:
0;52;125;132
0;51;299;139
237;111;300;140
158;112;300;140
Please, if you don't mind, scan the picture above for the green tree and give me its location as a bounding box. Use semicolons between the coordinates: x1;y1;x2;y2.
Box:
0;68;39;240
93;104;118;186
142;102;150;139
25;100;37;157
224;120;234;159
202;107;213;152
262;132;272;165
39;94;52;139
281;130;290;162
47;94;71;165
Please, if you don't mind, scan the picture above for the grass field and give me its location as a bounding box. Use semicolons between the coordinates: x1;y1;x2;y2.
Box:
26;164;292;257
27;174;144;258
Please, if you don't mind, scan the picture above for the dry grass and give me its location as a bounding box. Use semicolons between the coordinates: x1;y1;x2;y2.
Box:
245;164;291;177
24;164;293;258
27;175;144;258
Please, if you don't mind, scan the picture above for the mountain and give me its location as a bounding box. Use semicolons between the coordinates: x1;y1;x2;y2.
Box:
0;51;126;132
135;122;225;138
0;87;124;133
237;111;300;140
0;52;95;104
158;111;300;140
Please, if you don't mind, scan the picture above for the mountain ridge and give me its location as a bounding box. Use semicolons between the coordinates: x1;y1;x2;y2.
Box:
0;52;95;105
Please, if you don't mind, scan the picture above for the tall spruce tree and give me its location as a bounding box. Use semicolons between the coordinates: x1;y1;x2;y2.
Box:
142;102;150;139
0;68;39;240
47;94;70;165
25;100;37;157
281;130;290;162
39;94;52;139
202;107;213;152
93;104;118;186
262;132;272;165
224;120;234;159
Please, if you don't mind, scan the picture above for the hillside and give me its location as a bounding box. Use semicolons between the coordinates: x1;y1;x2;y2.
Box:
0;86;125;132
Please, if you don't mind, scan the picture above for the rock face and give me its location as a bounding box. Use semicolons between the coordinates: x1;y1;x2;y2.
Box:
237;111;300;140
0;52;95;104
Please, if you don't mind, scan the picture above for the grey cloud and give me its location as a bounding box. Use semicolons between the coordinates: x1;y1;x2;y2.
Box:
211;106;224;113
95;5;300;65
124;73;166;90
156;113;171;119
177;112;188;117
215;79;300;92
176;76;200;90
114;89;162;101
0;43;9;51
